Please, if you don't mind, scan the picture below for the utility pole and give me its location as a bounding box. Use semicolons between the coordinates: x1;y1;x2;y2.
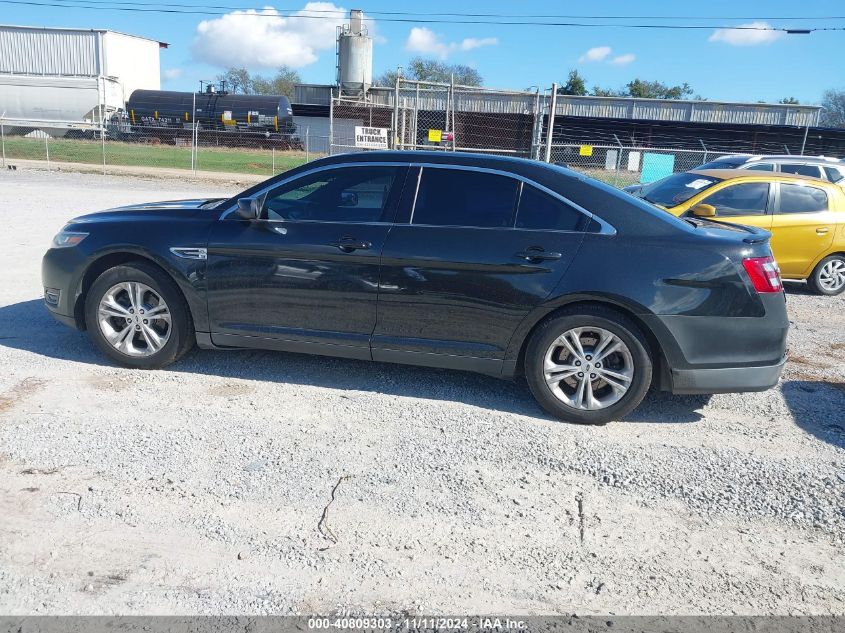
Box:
544;84;559;163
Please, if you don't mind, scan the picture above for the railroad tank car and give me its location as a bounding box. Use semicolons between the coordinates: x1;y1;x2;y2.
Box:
124;89;295;134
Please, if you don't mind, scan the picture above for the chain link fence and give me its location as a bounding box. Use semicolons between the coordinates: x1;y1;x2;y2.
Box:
0;120;327;178
548;143;709;188
329;80;542;158
3;82;838;189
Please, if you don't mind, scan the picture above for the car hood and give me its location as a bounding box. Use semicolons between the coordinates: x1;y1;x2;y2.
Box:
70;199;225;223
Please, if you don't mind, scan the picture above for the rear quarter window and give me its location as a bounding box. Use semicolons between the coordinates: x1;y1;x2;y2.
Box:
823;166;845;183
515;184;585;231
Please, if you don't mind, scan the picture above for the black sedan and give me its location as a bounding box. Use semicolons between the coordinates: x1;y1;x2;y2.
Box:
42;151;789;424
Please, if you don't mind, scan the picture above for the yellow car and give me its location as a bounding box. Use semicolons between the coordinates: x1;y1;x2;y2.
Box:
632;169;845;295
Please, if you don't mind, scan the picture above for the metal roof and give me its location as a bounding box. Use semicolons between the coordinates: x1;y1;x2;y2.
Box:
0;24;168;47
294;82;821;128
555;95;821;127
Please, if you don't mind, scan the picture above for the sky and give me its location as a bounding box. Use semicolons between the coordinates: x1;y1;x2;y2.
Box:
5;0;843;104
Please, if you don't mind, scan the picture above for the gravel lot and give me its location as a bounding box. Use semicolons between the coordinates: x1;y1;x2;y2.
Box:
0;169;843;615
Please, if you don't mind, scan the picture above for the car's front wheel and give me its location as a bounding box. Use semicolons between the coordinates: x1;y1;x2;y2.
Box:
808;255;845;296
84;262;194;368
525;307;653;424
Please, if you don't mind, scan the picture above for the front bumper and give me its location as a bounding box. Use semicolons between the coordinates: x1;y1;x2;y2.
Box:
670;355;787;394
42;246;87;329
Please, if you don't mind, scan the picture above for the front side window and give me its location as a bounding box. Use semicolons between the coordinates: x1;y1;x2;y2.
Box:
778;183;829;213
412;168;519;228
780;163;823;179
700;182;769;216
516;184;585;231
263;166;400;222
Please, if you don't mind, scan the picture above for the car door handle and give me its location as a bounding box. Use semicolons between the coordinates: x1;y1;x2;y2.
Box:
816;227;830;235
515;249;562;262
331;237;371;252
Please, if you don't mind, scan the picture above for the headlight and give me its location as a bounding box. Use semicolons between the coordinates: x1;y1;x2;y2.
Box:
52;231;89;248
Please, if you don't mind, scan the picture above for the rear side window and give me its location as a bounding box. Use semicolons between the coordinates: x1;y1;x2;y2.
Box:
516;184;585;231
700;182;769;216
412;168;518;228
778;183;829;213
823;166;845;183
780;163;823;179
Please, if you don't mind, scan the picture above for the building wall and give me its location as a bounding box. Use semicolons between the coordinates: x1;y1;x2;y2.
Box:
0;26;100;76
0;25;161;127
102;31;160;100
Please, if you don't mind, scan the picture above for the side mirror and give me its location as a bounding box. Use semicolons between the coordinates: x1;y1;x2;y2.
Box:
235;196;263;220
691;203;717;218
339;191;359;207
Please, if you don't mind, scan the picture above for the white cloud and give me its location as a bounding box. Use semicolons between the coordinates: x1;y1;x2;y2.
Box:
708;21;784;46
162;68;183;82
578;46;612;63
610;53;636;66
192;2;353;69
405;27;497;60
460;37;498;51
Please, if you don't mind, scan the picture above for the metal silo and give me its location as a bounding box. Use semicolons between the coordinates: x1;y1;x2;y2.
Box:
336;10;372;95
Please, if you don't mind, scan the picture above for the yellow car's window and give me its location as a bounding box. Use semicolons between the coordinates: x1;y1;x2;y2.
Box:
778;184;829;214
700;183;770;217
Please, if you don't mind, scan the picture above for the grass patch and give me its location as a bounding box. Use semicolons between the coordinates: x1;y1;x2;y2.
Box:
2;136;311;176
2;135;641;188
571;167;640;188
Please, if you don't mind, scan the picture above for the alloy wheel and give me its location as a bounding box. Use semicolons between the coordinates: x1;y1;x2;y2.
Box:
818;259;845;293
97;282;171;357
543;326;634;411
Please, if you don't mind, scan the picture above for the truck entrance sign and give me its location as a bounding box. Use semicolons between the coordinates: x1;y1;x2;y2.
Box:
355;126;389;149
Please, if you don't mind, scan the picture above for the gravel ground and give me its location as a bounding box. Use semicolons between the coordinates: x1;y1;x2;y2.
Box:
0;169;843;616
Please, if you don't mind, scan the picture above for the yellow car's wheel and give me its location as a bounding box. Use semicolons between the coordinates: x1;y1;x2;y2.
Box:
809;255;845;296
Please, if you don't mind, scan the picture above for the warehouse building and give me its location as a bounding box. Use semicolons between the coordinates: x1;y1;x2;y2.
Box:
0;24;166;132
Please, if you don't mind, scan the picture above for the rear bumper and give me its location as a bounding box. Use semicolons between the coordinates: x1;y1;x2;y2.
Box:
643;292;789;395
670;355;787;394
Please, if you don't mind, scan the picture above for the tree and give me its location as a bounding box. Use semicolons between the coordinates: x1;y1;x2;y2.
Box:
625;78;693;100
587;78;694;100
375;57;483;87
820;89;845;128
779;97;800;104
215;65;301;98
590;85;623;97
558;70;587;96
216;67;252;94
251;65;302;99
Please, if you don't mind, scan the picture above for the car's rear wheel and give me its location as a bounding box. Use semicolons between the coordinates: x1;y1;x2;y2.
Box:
808;255;845;296
84;262;194;368
525;307;652;424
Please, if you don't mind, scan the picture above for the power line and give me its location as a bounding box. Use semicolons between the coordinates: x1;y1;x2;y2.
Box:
3;0;845;31
17;0;845;21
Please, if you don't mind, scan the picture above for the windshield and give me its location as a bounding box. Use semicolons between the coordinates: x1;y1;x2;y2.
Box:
639;172;723;207
694;158;748;170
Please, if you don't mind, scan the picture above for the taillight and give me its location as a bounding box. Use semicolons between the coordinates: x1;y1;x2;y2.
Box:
742;256;783;293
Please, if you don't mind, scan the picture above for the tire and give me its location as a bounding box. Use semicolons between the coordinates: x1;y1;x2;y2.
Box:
524;306;653;424
807;255;845;296
84;261;194;369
